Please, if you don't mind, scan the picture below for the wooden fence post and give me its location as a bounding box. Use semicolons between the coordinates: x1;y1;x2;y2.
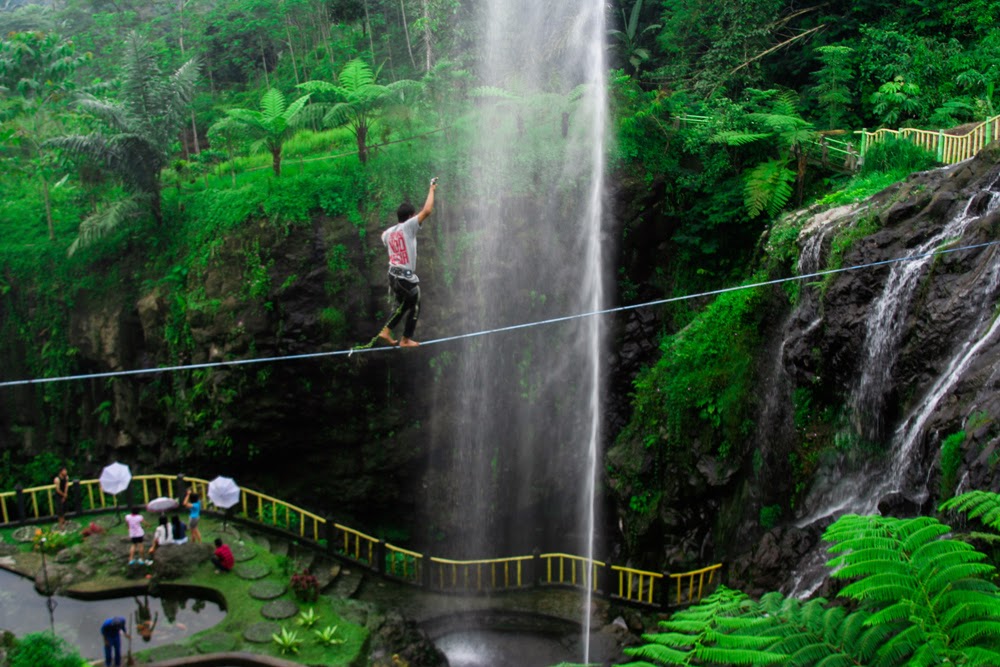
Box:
600;558;613;597
937;129;945;162
532;548;541;588
176;473;186;504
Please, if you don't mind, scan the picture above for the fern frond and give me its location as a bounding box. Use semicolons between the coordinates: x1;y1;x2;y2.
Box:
941;491;1000;532
743;159;794;218
698;646;784;665
259;88;286;118
622;643;689;665
709;130;770;146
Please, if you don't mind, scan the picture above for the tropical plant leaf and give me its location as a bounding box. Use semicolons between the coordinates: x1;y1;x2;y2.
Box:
941;491;1000;532
743;159;794;218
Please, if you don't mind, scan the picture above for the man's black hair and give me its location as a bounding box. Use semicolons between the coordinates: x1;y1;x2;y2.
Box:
214;537;223;547
397;200;416;222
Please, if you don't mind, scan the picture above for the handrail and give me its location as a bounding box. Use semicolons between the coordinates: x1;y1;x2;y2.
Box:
0;474;721;609
857;115;999;165
675;112;1000;169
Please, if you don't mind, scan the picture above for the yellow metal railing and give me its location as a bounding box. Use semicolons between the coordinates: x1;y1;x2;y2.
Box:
859;115;1000;165
385;543;423;585
540;553;604;592
430;555;533;592
611;565;664;606
0;474;721;607
670;563;723;605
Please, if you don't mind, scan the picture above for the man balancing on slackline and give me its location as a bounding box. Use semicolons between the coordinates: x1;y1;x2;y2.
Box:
377;176;437;348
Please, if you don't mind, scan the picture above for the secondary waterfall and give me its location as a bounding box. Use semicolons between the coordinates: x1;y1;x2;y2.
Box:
428;0;607;661
788;173;1000;597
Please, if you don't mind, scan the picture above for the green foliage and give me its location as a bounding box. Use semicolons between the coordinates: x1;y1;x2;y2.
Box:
225;88;312;177
871;76;925;126
296;607;320;629
298;59;422;164
32;525;83;553
626;276;765;460
861;136;938;175
940;430;967;499
758;505;781;529
810;45;855;130
271;627;303;655
622;509;1000;667
941;490;1000;532
314;625;345;647
8;632;86;667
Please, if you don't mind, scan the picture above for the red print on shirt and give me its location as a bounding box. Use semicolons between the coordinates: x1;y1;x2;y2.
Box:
388;231;409;265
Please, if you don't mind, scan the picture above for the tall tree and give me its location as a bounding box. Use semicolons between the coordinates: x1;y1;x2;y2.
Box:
298;59;421;163
223;88;311;177
48;31;199;253
0;31;89;240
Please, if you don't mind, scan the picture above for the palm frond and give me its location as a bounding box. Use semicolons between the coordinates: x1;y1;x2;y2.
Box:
338;59;376;93
68;195;148;256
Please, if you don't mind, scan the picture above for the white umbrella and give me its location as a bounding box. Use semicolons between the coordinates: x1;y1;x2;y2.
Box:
99;462;132;496
208;476;240;509
147;497;179;513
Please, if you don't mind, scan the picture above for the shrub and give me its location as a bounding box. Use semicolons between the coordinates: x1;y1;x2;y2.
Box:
9;632;85;667
290;568;319;602
939;430;966;500
861;135;938;175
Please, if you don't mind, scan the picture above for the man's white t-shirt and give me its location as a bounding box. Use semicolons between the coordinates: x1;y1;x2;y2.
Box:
381;216;420;281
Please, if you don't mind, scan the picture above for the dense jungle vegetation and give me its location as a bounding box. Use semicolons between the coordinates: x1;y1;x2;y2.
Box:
4;0;1000;665
2;0;995;482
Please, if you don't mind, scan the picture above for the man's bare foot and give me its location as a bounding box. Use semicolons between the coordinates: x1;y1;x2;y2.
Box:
378;328;398;346
400;337;420;347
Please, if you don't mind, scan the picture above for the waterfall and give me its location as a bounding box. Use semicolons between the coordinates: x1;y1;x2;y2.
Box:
788;175;1000;597
430;0;607;661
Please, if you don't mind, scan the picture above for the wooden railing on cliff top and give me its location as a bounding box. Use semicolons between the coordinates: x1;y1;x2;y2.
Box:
676;113;1000;168
0;473;721;610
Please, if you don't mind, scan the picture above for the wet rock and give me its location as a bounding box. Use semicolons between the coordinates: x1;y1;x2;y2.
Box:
371;610;447;667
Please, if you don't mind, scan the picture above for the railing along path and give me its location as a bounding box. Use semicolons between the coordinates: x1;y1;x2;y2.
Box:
676;113;1000;169
1;473;721;610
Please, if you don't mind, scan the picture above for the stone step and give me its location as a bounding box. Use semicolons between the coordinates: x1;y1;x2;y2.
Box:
329;567;364;599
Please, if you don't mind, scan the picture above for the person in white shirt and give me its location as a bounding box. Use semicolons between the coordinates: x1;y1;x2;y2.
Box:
378;177;437;348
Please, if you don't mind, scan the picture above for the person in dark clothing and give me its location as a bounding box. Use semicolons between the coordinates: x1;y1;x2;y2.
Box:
212;537;234;572
378;177;437;347
100;616;130;667
54;467;70;530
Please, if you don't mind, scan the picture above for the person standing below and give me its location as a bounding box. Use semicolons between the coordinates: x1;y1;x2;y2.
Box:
100;616;129;667
125;507;148;565
183;489;202;543
53;466;70;530
211;537;234;573
378;177;437;348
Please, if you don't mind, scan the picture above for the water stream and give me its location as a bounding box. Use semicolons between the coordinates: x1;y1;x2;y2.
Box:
431;0;607;661
788;174;1000;596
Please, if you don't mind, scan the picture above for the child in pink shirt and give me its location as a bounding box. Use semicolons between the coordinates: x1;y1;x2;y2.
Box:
125;507;148;565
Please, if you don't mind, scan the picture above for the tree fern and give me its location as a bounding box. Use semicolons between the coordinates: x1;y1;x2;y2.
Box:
941;491;1000;532
823;514;1000;665
743;159;795;218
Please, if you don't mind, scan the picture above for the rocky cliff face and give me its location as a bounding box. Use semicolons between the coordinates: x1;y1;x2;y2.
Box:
609;142;1000;595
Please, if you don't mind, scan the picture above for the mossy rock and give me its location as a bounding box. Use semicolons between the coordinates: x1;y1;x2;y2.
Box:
243;621;281;643
195;631;239;653
235;561;271;580
260;599;299;620
249;580;287;600
231;543;255;562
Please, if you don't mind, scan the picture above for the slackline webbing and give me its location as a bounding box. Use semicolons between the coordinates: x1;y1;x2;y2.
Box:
1;239;997;389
